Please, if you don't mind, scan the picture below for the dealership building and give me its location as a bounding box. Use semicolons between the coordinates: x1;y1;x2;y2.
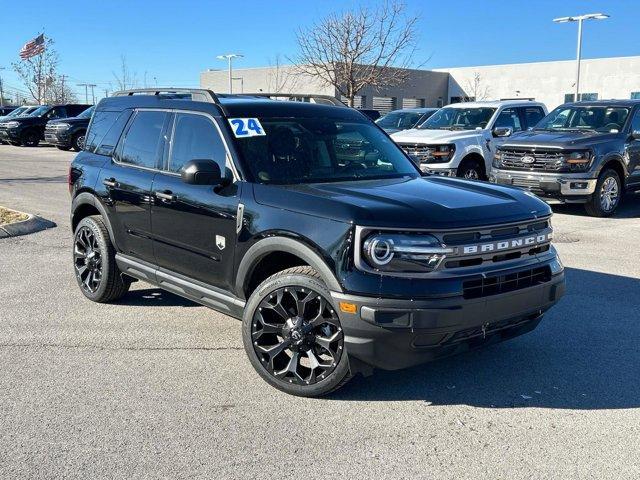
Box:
200;55;640;113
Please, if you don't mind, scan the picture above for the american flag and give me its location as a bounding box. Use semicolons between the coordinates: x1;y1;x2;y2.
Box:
19;34;45;60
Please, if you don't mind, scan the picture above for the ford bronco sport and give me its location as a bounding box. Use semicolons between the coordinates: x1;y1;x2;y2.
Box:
491;100;640;216
69;88;565;397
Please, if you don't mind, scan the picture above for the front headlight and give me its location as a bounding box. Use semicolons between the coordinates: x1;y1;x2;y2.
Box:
422;144;455;164
493;150;503;168
564;150;593;171
6;121;19;128
55;123;70;129
361;232;453;273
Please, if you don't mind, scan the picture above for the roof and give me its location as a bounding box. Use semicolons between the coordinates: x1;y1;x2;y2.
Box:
446;100;544;109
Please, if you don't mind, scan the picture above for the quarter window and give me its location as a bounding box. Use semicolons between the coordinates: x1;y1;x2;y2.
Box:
168;113;228;173
119;110;168;169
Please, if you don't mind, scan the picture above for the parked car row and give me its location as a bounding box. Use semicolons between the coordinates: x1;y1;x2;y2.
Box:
0;103;92;149
383;98;640;217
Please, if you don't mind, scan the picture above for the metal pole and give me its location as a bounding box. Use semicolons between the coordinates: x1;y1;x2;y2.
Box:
575;18;583;101
228;57;233;94
0;67;4;107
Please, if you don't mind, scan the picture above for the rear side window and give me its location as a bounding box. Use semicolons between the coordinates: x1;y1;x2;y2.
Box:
85;110;131;155
494;108;522;132
522;107;545;129
118;110;168;169
168;113;227;173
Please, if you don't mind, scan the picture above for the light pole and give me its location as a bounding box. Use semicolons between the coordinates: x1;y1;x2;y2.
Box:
0;67;5;107
553;13;609;101
216;53;243;93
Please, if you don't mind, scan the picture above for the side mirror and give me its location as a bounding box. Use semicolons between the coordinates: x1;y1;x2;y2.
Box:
493;127;513;138
631;130;640;140
181;159;223;185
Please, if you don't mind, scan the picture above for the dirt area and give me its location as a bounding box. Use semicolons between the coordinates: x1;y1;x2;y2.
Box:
0;206;29;226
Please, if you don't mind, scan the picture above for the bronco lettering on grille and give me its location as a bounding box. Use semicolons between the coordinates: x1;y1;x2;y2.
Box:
460;233;553;255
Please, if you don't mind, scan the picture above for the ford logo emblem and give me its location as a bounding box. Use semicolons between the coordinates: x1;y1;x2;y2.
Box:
521;155;536;164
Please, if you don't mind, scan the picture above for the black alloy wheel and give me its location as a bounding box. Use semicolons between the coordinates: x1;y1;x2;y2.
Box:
74;225;103;294
72;132;85;151
243;267;351;396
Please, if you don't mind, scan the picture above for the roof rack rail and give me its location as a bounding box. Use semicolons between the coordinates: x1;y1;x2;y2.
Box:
499;97;535;101
242;93;345;106
111;88;225;108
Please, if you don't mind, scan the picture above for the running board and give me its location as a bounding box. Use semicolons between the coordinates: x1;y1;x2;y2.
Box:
116;254;245;319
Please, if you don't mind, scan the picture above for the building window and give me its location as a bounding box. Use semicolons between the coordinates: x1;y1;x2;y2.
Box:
372;96;397;114
437;97;444;108
450;96;474;104
402;98;425;109
340;95;364;108
631;92;640;99
565;92;599;103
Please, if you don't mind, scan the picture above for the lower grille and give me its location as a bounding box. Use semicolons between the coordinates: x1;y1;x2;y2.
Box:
463;266;551;299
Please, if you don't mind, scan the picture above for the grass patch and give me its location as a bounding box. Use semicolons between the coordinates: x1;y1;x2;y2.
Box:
0;206;29;226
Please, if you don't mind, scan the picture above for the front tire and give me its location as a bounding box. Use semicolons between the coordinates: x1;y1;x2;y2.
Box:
242;266;351;397
585;169;622;217
20;130;40;147
73;215;130;302
457;158;485;180
71;131;85;151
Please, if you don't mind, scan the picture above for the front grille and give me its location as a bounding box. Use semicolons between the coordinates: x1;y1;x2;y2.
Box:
500;148;565;172
397;143;436;163
462;266;551;299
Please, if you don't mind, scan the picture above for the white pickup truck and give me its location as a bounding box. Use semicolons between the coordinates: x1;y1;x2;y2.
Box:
391;100;547;180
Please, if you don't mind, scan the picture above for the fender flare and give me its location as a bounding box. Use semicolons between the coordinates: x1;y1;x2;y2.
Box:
596;153;628;182
71;192;119;249
235;236;343;298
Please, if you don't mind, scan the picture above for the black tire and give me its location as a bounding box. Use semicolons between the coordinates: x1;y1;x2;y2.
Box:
457;158;485;180
585;169;622;217
73;215;130;303
71;131;85;151
242;266;352;397
57;145;72;151
20;130;40;147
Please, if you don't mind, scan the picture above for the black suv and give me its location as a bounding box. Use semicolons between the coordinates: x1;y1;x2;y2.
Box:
69;88;565;396
491;100;640;216
45;105;94;151
0;103;90;146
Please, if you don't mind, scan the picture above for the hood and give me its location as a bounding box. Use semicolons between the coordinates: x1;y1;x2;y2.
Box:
391;128;484;143
48;116;89;126
504;130;622;149
253;176;550;230
1;116;43;126
382;127;401;135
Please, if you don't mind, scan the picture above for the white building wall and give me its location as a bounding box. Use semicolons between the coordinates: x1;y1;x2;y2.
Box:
435;56;640;110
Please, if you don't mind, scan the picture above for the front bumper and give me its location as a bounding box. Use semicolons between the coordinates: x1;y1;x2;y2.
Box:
0;128;20;142
332;262;565;371
490;168;597;203
44;131;71;146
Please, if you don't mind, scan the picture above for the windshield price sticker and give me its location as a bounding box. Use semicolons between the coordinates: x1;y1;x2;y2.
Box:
228;118;266;137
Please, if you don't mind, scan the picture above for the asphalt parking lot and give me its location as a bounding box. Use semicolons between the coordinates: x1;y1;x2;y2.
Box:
1;145;639;479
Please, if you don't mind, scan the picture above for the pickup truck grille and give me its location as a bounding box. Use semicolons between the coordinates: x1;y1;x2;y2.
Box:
463;266;552;299
499;148;564;171
396;143;435;162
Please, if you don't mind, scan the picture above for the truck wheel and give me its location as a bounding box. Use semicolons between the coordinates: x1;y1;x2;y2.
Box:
73;215;130;303
71;132;86;151
242;266;352;397
585;169;622;217
20;130;40;147
458;158;484;180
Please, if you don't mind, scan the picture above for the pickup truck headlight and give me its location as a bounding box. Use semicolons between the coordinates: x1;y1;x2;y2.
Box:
564;150;593;171
493;150;503;168
5;121;19;128
361;232;453;273
421;144;455;164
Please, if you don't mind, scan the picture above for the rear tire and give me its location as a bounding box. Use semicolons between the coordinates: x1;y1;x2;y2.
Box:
242;266;352;397
73;215;130;303
71;131;85;151
585;169;622;217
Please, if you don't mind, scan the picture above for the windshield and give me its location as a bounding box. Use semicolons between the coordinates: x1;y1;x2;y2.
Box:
536;106;630;133
420;107;495;130
28;106;51;117
234;117;418;184
18;107;37;116
77;106;95;119
5;107;27;118
376;111;424;130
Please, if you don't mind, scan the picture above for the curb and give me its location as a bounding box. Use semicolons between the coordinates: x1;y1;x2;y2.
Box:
0;210;57;239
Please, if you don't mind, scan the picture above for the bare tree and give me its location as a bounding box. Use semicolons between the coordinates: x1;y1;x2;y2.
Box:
462;72;491;102
265;55;301;93
112;55;137;91
292;1;419;106
12;37;59;104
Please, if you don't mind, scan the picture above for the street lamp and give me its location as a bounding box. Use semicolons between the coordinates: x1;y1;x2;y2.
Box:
553;13;609;101
216;53;243;93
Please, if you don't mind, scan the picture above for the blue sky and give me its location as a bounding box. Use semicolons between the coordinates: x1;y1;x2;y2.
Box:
1;0;637;101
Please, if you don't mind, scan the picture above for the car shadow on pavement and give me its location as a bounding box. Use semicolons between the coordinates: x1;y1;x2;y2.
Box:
331;267;640;409
0;175;69;184
116;288;198;308
552;192;640;218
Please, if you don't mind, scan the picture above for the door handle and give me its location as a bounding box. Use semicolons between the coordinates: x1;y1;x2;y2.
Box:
155;190;177;203
103;178;118;188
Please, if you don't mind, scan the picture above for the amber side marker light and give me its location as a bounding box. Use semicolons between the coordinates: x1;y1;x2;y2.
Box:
339;302;358;314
